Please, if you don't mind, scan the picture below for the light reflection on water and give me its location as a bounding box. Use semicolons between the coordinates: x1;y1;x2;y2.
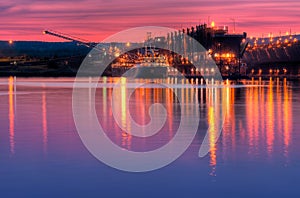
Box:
0;77;299;197
8;76;15;155
42;91;48;154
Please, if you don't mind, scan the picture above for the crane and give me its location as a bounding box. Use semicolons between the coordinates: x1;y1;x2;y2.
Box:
43;30;97;48
43;30;164;67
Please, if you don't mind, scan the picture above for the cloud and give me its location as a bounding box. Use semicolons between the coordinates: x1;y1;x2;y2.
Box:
1;0;300;41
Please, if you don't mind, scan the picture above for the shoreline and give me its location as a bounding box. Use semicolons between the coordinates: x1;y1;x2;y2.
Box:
0;71;299;81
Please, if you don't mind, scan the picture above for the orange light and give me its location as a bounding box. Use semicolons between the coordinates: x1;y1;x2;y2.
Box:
284;39;289;44
8;40;13;44
211;21;215;28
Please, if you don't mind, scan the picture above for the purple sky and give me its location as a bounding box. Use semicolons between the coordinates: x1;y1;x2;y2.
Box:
1;0;300;41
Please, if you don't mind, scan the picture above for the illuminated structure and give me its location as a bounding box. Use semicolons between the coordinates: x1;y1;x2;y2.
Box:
244;34;300;76
167;23;248;76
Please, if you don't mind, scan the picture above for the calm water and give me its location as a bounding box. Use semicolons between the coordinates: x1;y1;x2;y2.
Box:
0;77;300;197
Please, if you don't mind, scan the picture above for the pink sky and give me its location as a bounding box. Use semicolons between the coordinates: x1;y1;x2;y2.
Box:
1;0;300;42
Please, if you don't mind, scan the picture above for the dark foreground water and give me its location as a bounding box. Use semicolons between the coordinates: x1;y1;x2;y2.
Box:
0;77;299;198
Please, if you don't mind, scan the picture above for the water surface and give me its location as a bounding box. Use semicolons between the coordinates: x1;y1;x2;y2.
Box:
0;77;299;197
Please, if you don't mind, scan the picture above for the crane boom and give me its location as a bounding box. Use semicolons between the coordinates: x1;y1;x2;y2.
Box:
43;30;96;48
42;30;141;59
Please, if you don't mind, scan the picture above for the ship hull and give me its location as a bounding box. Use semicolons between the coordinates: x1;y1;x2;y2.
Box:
124;66;168;79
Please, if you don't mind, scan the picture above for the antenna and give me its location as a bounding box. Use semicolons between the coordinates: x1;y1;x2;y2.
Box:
230;18;236;33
